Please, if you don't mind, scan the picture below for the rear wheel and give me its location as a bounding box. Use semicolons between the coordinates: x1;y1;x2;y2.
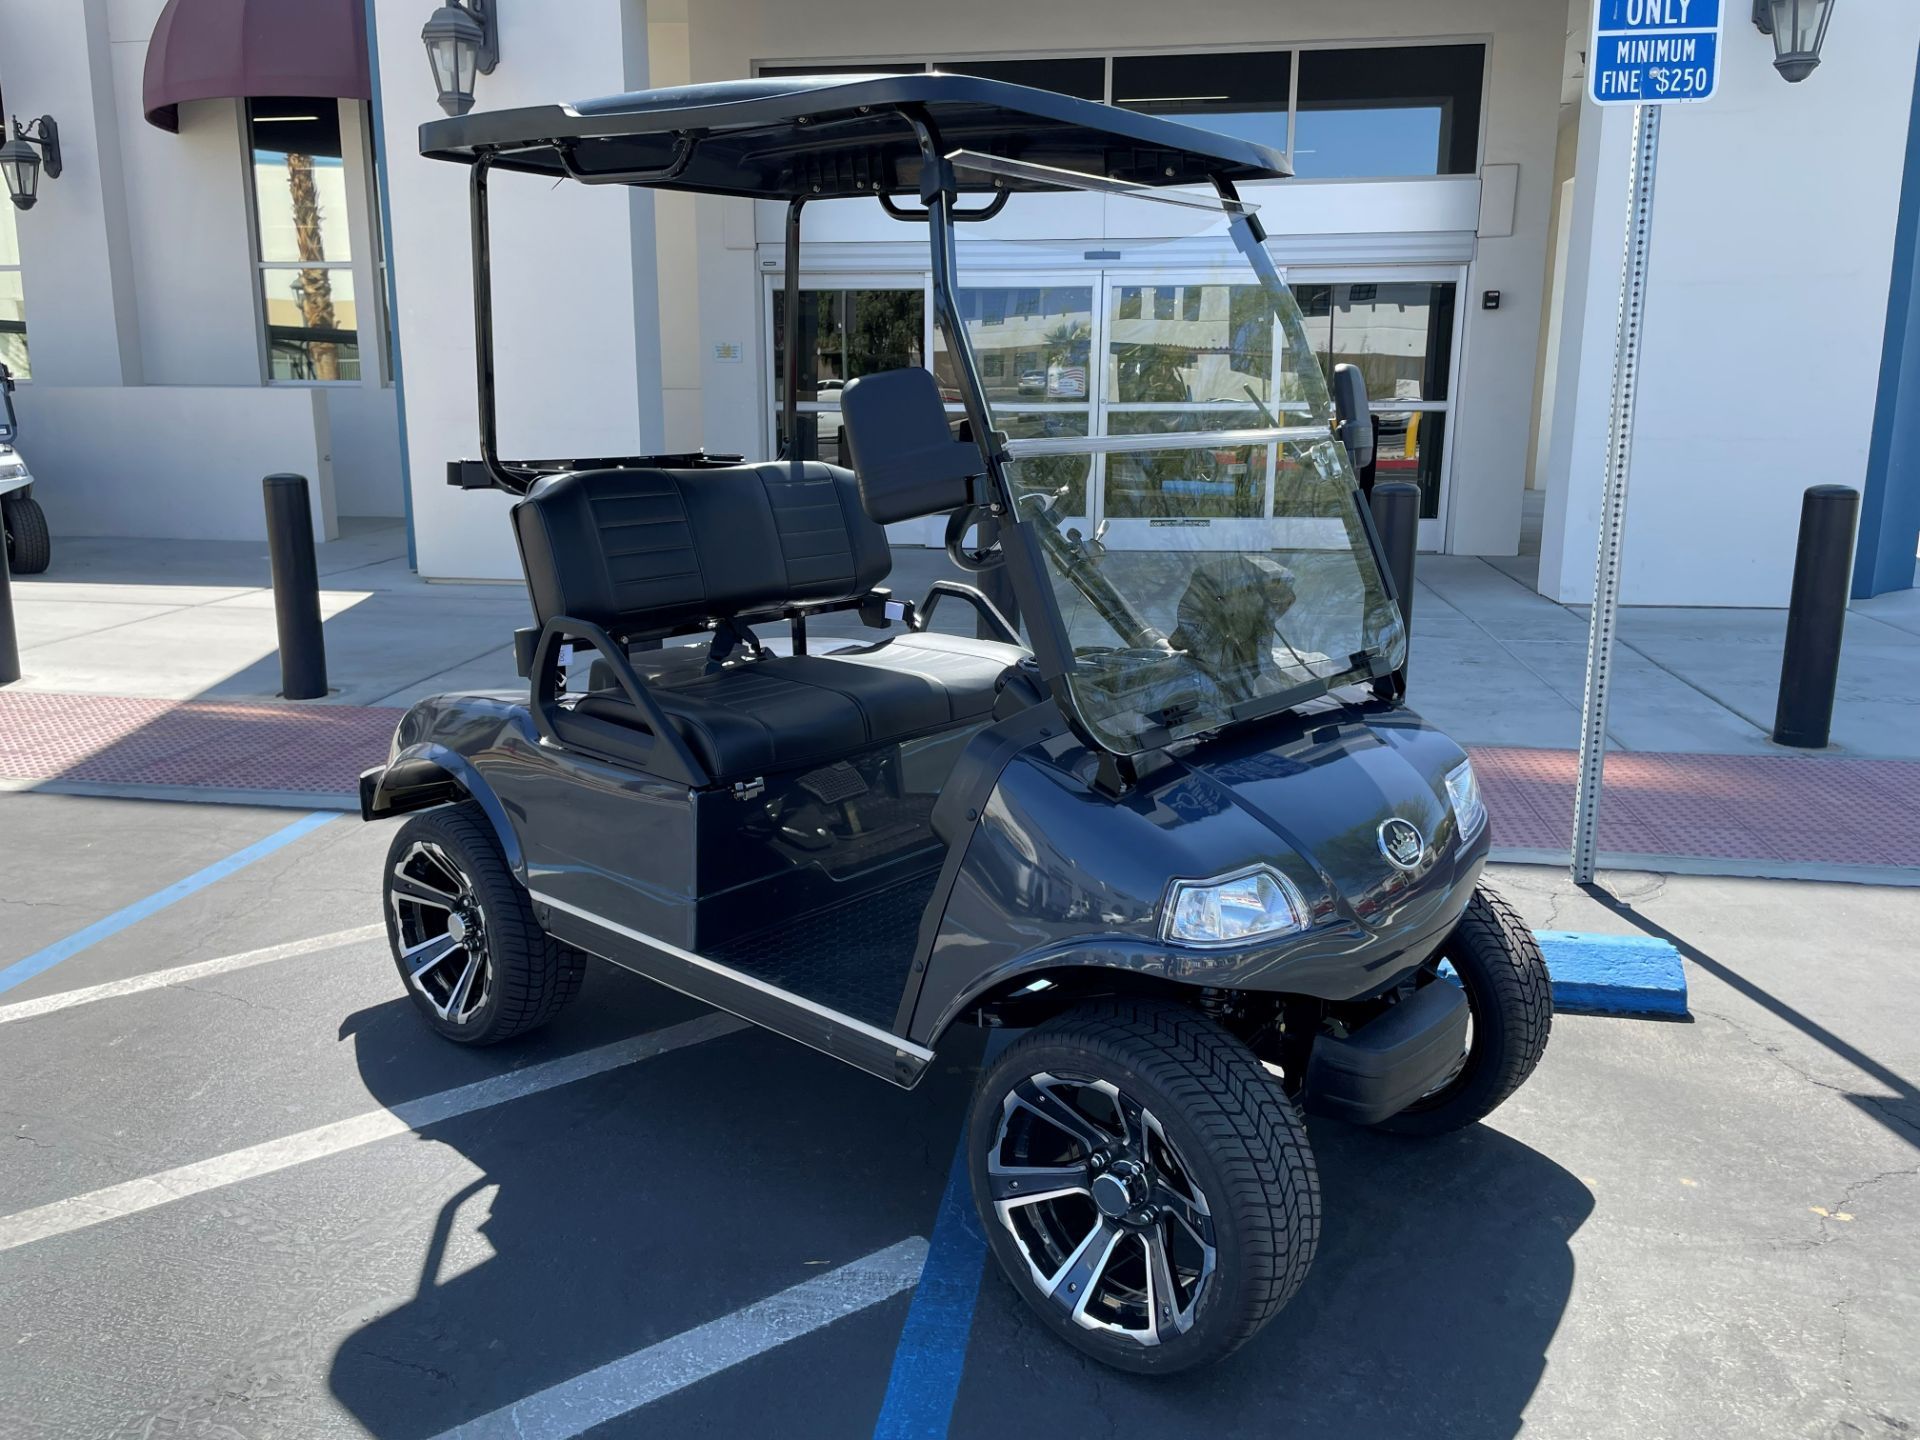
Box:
382;802;585;1045
968;1000;1319;1373
3;495;49;574
1377;884;1552;1136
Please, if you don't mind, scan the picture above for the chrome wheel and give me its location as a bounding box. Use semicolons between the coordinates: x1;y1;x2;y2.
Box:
388;841;492;1026
987;1072;1216;1347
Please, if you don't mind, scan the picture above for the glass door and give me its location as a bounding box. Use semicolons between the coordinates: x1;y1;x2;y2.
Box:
1093;270;1299;550
1289;273;1462;550
930;276;1099;539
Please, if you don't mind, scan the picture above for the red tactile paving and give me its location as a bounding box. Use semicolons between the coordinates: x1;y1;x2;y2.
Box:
2;692;1916;870
0;691;402;796
1472;746;1920;869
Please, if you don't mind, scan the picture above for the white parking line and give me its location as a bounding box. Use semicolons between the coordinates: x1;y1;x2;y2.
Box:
0;924;388;1027
0;1012;746;1253
426;1237;931;1440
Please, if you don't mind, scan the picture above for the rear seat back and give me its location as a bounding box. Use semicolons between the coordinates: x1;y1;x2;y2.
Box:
512;462;890;636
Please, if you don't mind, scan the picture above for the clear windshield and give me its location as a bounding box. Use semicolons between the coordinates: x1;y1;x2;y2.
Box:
944;165;1407;754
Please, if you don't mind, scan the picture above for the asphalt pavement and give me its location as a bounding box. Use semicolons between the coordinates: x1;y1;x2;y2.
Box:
1;790;1916;1438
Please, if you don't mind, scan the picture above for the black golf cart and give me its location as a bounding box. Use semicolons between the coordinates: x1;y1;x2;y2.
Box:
360;74;1550;1373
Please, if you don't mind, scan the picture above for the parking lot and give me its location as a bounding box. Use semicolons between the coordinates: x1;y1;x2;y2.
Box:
2;789;1917;1439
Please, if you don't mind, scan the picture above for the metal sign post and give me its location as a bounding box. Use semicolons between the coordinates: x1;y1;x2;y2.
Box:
1570;1;1722;885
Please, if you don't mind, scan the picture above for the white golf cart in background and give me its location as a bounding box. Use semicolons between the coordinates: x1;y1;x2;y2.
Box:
0;362;48;575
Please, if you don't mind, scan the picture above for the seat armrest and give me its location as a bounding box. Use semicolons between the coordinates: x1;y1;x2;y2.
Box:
914;581;1021;646
529;616;711;788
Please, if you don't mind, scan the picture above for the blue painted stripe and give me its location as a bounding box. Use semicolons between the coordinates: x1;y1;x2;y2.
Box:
871;1130;989;1440
872;1032;1012;1440
0;811;336;998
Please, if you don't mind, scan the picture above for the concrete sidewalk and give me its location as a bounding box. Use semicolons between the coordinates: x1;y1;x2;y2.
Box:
10;519;1919;757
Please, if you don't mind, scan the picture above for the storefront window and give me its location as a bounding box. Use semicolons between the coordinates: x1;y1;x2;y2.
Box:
1113;51;1292;155
0;203;28;379
248;99;359;381
771;287;926;463
1293;281;1456;517
1293;45;1484;178
938;57;1105;100
933;286;1092;405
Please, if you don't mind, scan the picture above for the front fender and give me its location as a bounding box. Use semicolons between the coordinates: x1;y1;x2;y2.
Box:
360;741;527;880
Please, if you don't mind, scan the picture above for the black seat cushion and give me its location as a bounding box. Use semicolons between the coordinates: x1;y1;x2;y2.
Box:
554;632;1025;779
513;462;889;637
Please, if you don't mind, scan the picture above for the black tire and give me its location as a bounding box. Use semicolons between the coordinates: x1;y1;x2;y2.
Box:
381;802;585;1045
968;1000;1319;1374
1378;884;1552;1136
3;495;49;574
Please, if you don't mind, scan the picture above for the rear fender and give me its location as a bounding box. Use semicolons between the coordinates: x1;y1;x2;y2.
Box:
360;743;526;880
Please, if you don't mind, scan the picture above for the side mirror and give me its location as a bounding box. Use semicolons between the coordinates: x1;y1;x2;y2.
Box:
841;367;986;524
1330;363;1375;477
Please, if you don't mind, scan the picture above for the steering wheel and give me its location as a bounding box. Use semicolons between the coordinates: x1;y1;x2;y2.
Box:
944;504;1006;572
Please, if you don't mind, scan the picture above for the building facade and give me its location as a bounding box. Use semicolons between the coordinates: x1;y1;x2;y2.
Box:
0;0;1914;604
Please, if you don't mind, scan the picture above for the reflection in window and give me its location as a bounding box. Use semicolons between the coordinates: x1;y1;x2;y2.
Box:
1002;412;1092;516
1293;45;1484;179
1373;409;1446;519
248;99;358;381
1109;284;1272;405
1291;282;1455;404
773;288;925;402
933;286;1090;404
1113;51;1291;155
1104;409;1270;520
937;57;1105;100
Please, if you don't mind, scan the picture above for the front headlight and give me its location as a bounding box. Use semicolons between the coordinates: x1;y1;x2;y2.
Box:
0;462;25;480
1163;866;1307;948
1445;759;1486;841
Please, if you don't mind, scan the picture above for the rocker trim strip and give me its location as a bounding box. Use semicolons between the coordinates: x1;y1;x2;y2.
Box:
530;890;938;1068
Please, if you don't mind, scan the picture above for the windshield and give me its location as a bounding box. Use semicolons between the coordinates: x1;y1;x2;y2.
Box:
944;166;1406;754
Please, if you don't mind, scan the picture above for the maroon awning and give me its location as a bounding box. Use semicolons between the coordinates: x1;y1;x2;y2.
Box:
143;0;372;132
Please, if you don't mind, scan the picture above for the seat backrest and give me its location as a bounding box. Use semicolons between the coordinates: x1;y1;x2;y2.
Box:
512;462;890;635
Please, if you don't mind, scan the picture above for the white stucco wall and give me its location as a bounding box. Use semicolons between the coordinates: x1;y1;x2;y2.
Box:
1539;2;1920;607
16;385;335;541
372;0;663;580
674;0;1567;559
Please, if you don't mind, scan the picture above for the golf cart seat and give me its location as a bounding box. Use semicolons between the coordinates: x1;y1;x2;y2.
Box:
512;462;1024;781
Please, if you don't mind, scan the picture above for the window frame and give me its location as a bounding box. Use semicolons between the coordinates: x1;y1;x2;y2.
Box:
241;97;388;389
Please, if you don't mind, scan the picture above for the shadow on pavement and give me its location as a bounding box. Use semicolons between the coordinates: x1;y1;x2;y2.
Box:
1585;884;1920;1151
325;976;978;1440
957;1117;1592;1440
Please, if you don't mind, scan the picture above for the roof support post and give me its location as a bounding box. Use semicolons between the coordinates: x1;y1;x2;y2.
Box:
780;195;806;463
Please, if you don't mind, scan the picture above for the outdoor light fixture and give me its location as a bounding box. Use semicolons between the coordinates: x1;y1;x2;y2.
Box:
0;115;61;212
422;0;499;117
1752;0;1836;83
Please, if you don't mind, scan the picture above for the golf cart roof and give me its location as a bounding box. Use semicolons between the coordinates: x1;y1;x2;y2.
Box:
418;72;1291;199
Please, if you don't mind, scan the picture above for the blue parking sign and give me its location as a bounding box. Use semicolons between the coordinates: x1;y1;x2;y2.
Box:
1591;0;1723;105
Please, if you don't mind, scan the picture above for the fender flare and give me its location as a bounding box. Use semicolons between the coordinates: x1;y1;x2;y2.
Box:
362;743;527;880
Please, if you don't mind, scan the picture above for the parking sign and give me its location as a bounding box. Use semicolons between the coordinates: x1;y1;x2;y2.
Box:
1590;0;1723;105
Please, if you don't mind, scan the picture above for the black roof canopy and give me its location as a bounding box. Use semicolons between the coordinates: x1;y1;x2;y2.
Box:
418;72;1291;199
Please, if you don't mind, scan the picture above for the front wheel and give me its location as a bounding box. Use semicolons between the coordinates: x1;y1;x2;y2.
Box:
1377;884;1552;1136
3;495;50;574
968;1001;1320;1374
381;802;585;1045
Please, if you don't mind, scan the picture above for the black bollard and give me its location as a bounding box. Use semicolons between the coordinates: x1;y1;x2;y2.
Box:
1772;484;1860;749
262;474;328;700
0;531;18;686
1370;480;1420;645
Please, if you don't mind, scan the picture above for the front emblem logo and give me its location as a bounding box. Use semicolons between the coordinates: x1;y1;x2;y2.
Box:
1378;817;1425;871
